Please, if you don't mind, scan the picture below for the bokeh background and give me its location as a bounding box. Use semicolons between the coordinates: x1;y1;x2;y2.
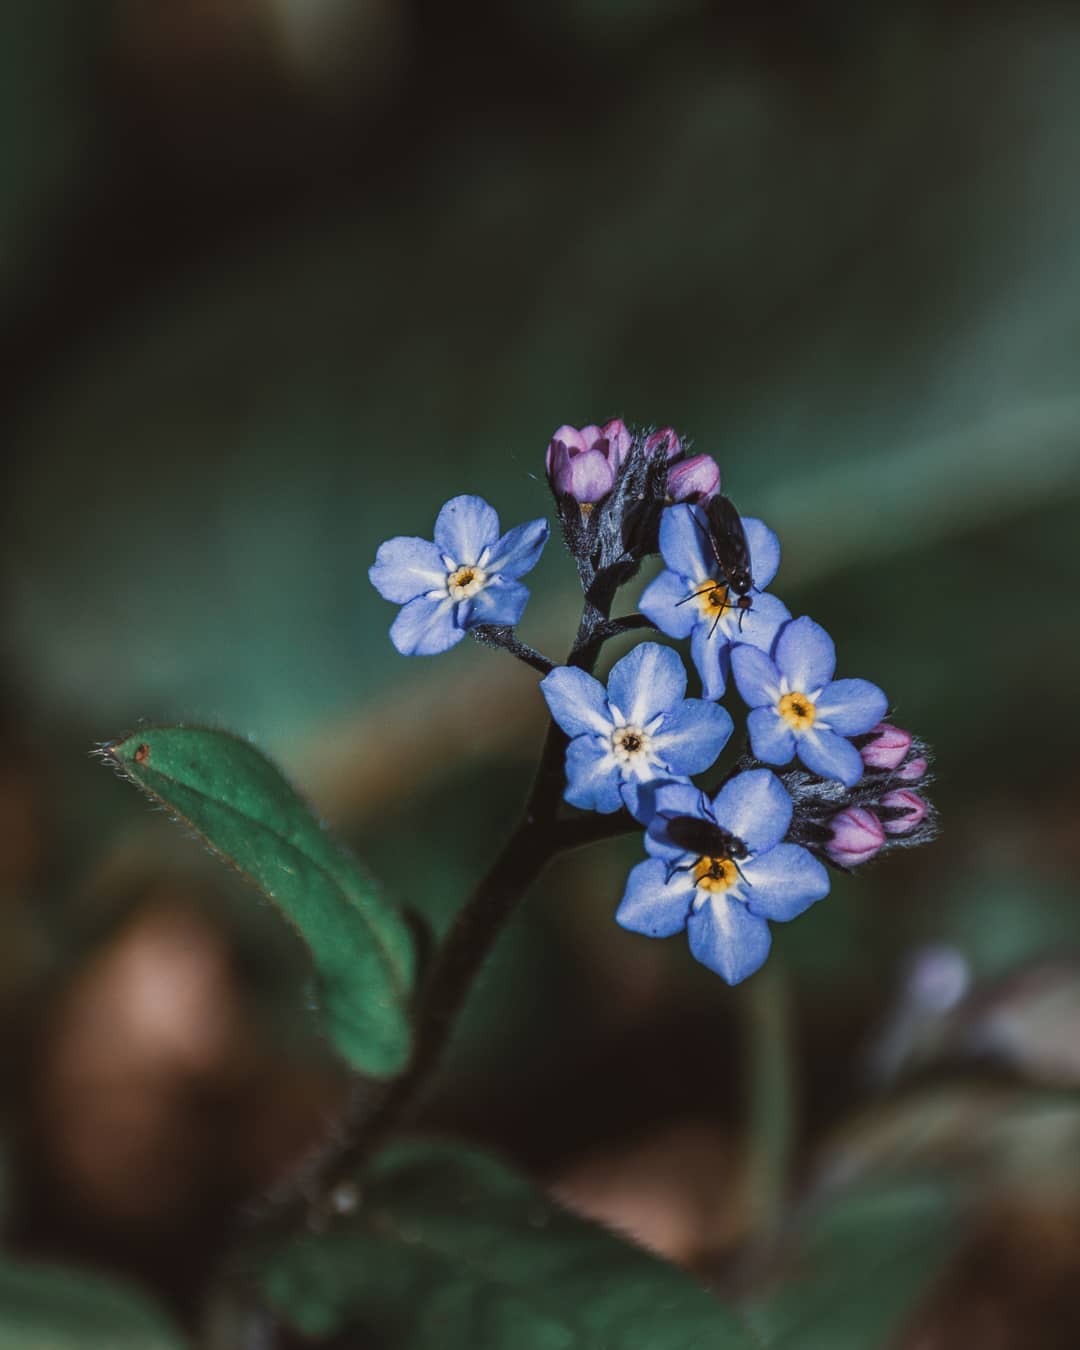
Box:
3;2;1080;1344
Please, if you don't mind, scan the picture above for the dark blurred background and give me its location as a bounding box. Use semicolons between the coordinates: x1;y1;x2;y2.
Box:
3;2;1080;1344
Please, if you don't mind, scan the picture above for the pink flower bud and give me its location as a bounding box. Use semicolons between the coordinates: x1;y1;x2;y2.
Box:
895;756;928;783
643;427;682;459
545;421;630;504
825;807;885;867
667;453;721;504
860;722;912;771
601;418;632;470
879;790;928;835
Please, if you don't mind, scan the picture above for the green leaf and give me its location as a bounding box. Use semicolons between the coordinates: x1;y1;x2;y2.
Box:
258;1139;759;1347
103;726;414;1078
0;1258;187;1350
740;1181;960;1350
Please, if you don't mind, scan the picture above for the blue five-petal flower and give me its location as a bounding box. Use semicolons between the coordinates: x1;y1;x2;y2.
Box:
369;495;550;655
730;615;888;786
616;769;830;984
540;643;734;816
639;505;791;699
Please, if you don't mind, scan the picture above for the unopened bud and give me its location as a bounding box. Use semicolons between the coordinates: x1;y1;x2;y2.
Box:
895;756;928;783
879;789;928;835
825;806;885;866
643;427;682;459
667;453;721;504
860;722;912;771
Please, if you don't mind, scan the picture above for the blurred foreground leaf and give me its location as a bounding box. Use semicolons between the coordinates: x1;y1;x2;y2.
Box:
258;1139;758;1347
0;1258;186;1350
102;726;414;1078
740;1182;960;1350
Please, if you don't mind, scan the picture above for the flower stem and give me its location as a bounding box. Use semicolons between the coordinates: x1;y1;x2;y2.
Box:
299;725;634;1214
259;581;631;1231
469;625;555;675
742;960;795;1241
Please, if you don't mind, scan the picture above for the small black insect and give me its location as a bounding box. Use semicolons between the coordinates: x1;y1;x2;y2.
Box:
665;814;750;862
663;806;752;887
675;494;756;634
695;493;752;596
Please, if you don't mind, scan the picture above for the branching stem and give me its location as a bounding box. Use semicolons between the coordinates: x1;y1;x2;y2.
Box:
469;625;555;675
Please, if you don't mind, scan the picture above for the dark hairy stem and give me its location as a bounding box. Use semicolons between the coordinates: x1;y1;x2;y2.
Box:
588;613;658;646
304;720;625;1207
298;587;627;1215
469;625;555;675
248;571;639;1247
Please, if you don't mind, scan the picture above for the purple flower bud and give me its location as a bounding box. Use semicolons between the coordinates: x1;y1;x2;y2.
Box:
667;453;721;504
601;418;632;469
545;421;630;504
860;722;912;771
895;755;928;783
879;790;928;835
825;806;885;867
643;427;682;459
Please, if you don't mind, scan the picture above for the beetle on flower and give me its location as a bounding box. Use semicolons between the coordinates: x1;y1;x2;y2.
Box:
540;642;733;817
369;495;549;656
731;616;887;787
617;770;831;984
639;504;790;699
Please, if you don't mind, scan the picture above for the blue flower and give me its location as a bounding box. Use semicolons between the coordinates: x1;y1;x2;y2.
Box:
370;495;549;656
616;770;830;984
540;643;734;816
731;615;888;786
638;504;790;699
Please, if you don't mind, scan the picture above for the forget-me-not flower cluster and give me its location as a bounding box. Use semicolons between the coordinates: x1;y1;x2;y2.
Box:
369;420;937;985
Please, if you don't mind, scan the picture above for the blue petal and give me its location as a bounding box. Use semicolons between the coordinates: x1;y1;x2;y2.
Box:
369;536;447;604
775;616;836;692
622;777;690;824
687;895;772;985
733;591;791;655
485;518;550;579
815;678;888;736
747;707;796;765
606;642;686;726
658;504;712;584
742;843;830;921
645;781;710;859
388;594;463;656
564;735;624;814
540;666;612;738
743;517;781;590
461;578;530;628
616;860;694;938
623;776;690;827
731;644;781;708
639;569;698;639
690;622;732;700
433;495;500;566
798;729;864;786
651;699;733;776
709;768;793;855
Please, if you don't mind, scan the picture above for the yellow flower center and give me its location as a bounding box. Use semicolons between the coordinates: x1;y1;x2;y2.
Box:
694;855;740;893
692;579;730;620
778;691;816;732
447;564;487;601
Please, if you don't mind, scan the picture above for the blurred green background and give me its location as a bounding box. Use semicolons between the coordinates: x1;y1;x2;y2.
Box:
3;2;1080;1343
